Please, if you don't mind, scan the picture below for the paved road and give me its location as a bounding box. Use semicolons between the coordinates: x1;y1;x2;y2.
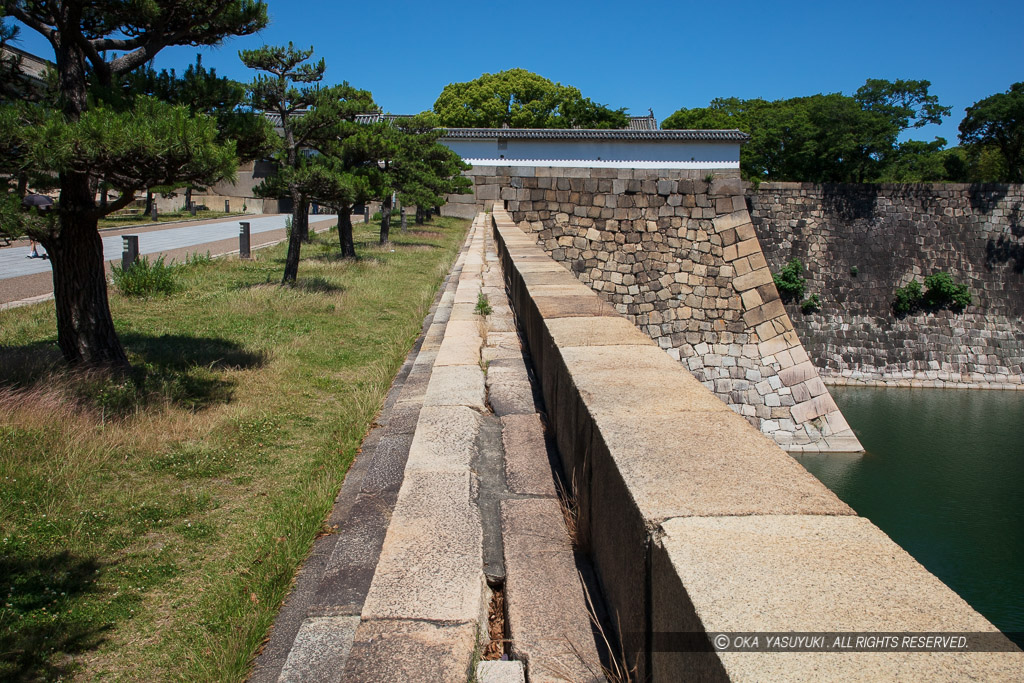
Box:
1;214;336;281
0;214;339;307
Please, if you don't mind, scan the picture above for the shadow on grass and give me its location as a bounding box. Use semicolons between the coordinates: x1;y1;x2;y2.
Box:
291;277;343;293
0;552;109;682
0;334;266;414
120;333;266;371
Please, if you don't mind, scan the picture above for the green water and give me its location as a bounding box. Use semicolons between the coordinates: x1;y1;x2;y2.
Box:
792;386;1024;646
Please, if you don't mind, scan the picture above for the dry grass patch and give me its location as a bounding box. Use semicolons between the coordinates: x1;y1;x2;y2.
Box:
0;216;469;681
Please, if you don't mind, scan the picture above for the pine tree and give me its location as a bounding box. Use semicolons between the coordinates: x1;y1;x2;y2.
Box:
1;0;267;367
241;43;374;282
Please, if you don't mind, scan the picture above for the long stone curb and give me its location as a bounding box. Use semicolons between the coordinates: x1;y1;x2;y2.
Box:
248;221;475;682
490;205;1024;682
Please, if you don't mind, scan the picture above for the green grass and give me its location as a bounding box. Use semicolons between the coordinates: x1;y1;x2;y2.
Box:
98;210;242;230
0;215;469;681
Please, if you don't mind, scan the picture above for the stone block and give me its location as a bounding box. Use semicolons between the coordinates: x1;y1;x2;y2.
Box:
779;360;818;386
406;405;482;472
343;619;478;681
278;616;360;683
501;499;603;681
475;184;500;201
652;516;1023;681
423;364;486;410
709;177;744;196
555;348;852;518
735;237;760;259
532;295;618;319
502;413;559;497
360;432;415;494
486;359;538;416
712;210;748;234
790;393;838;423
362;470;484;622
545;315;655;348
740;288;764;310
732;267;774;292
433;320;483;367
476;661;526;683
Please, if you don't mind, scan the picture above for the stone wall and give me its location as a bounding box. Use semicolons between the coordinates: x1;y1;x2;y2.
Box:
749;182;1024;387
451;166;860;450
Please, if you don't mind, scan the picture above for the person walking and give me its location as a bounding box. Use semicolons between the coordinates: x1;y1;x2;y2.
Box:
27;238;40;258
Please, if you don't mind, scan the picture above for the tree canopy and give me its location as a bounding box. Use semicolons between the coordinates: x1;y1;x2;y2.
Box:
433;68;627;129
1;0;268;367
958;82;1024;183
662;79;952;183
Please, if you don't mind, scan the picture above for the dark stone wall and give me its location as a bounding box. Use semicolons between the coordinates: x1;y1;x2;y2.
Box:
749;182;1024;384
449;166;858;448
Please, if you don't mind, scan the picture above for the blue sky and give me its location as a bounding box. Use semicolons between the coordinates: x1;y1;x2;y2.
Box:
9;0;1022;145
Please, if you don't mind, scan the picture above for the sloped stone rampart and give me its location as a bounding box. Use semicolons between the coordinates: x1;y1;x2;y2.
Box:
453;166;859;450
491;206;1023;682
750;182;1024;387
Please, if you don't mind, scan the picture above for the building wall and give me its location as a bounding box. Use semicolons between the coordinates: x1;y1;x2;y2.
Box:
441;138;740;168
749;182;1024;386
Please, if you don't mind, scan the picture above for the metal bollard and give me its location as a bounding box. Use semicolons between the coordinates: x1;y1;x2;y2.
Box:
190;202;197;217
151;205;158;222
400;208;407;232
364;205;370;223
239;221;251;259
225;199;230;213
122;235;139;270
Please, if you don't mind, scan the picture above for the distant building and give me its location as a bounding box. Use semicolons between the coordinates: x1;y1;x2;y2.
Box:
0;44;51;98
216;108;747;214
437;127;746;170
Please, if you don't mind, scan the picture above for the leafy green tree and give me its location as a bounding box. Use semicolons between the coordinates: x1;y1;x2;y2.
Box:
959;82;1024;183
288;98;382;259
878;139;953;182
663;79;950;183
1;0;267;367
433;68;627;129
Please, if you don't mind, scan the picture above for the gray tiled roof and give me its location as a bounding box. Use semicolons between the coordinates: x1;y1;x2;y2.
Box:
438;128;749;142
628;113;658;130
354;112;412;124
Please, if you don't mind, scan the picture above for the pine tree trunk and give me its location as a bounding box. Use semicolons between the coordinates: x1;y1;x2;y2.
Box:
282;191;304;284
379;194;392;245
415;206;425;225
48;179;129;367
298;200;311;243
338;206;356;258
144;190;153;215
36;20;129;368
185;186;193;212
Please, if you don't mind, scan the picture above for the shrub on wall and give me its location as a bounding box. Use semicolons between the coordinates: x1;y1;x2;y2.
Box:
773;258;807;302
893;280;923;315
801;294;821;314
924;272;972;311
893;272;971;315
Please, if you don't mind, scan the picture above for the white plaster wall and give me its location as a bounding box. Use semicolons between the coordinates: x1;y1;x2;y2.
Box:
441;138;740;168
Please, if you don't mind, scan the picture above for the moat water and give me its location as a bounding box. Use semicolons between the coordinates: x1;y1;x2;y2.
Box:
792;386;1024;647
